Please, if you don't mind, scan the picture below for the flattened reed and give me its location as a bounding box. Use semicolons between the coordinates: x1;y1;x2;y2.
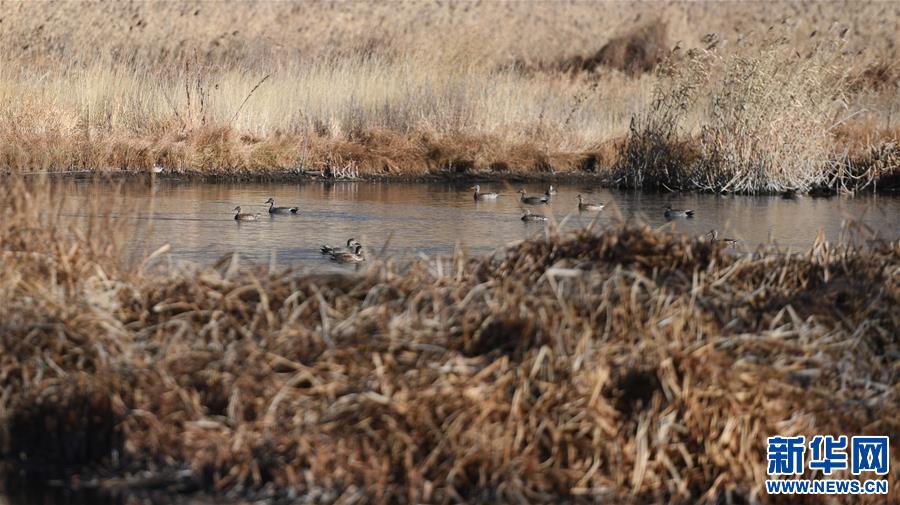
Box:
1;178;898;503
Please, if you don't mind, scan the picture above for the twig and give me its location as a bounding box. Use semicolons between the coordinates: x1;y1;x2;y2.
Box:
230;74;271;124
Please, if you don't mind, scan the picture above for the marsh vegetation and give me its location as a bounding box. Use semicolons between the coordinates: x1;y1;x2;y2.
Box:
0;2;898;192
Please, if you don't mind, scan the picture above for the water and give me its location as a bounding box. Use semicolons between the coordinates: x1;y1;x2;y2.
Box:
59;179;899;269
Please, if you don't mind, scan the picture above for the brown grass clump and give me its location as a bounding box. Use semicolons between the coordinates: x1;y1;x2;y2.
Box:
2;178;898;502
848;60;900;94
563;20;669;76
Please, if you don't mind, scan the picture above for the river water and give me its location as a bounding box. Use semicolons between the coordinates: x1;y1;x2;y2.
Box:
59;179;899;269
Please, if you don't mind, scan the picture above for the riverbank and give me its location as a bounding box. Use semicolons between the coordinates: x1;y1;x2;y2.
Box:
1;176;897;503
6;127;899;195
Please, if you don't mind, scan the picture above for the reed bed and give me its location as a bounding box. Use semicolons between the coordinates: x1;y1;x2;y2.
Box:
0;177;897;503
1;2;898;192
614;37;900;194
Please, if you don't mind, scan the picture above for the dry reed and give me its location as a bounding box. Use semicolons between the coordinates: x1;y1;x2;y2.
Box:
0;2;897;191
616;33;900;194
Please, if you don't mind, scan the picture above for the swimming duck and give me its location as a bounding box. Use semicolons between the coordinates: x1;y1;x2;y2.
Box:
576;194;604;212
233;206;260;221
518;189;550;205
471;185;500;201
664;205;695;218
331;244;364;263
265;197;298;214
521;209;548;222
707;229;738;248
321;238;361;255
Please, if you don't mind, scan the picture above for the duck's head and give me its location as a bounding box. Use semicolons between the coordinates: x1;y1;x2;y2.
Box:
265;197;275;204
346;237;360;247
353;244;363;254
233;206;241;212
517;189;526;194
576;194;583;202
665;205;672;210
471;185;480;191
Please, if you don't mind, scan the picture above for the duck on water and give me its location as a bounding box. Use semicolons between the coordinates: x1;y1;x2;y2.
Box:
521;209;548;222
321;238;361;255
707;229;738;248
518;189;550;205
265;197;299;214
664;205;695;219
233;206;261;221
331;244;365;263
576;194;604;212
471;185;500;201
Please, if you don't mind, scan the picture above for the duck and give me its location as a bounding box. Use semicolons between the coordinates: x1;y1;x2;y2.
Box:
331;244;365;263
265;197;298;214
321;238;361;255
664;205;695;218
518;189;550;205
233;206;260;221
707;229;738;248
471;185;500;201
521;209;548;222
576;194;604;212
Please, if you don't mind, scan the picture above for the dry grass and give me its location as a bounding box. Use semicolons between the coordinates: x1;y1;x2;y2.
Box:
1;177;898;503
0;2;898;187
615;36;900;193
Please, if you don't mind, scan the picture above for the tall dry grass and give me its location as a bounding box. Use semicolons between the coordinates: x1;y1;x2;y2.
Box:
0;176;897;502
0;2;898;189
616;37;866;193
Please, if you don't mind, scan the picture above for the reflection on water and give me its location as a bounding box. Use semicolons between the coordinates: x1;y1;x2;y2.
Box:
59;179;899;269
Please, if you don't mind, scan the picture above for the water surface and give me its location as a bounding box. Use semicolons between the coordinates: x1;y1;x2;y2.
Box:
60;180;900;269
